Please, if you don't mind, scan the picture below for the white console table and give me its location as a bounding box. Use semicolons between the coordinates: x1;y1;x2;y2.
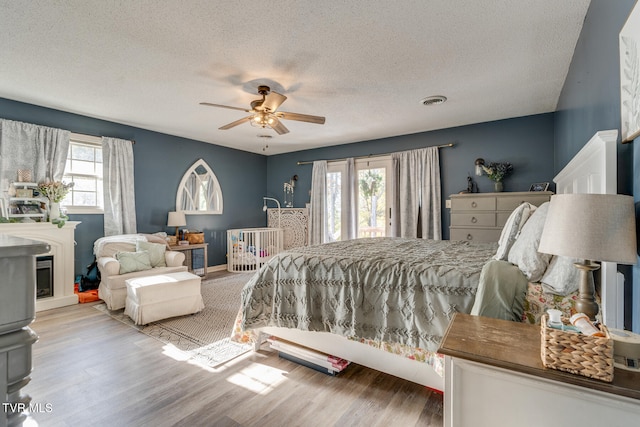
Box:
438;313;640;427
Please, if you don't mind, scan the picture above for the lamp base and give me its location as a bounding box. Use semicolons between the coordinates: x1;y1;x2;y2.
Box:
574;261;600;321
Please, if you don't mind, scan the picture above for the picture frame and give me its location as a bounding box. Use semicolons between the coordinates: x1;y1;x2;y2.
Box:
15;188;33;198
620;2;640;142
529;182;549;192
18;204;42;215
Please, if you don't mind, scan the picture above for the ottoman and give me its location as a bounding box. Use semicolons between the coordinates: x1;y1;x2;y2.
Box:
124;271;204;325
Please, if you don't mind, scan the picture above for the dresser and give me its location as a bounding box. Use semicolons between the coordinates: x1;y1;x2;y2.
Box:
439;313;640;427
448;191;552;242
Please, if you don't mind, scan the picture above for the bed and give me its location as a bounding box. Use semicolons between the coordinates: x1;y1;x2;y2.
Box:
234;129;620;391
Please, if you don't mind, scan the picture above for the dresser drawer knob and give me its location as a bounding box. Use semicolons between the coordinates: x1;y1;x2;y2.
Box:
471;216;478;223
467;234;473;240
471;202;477;208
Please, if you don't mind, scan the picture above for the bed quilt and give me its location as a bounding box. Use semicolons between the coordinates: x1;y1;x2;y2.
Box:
240;237;497;352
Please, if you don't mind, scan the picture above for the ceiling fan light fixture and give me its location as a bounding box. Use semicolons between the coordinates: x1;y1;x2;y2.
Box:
420;95;447;106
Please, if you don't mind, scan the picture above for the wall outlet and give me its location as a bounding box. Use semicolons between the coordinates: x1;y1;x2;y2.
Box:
445;199;451;209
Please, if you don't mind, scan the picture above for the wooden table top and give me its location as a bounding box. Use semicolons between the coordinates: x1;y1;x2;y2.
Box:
438;313;640;401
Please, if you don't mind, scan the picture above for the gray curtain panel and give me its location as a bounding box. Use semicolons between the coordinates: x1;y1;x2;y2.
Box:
102;137;136;236
309;160;327;245
391;146;441;239
345;158;358;240
0;118;69;190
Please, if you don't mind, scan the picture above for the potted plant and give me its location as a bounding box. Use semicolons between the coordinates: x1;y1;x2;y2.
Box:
481;162;513;192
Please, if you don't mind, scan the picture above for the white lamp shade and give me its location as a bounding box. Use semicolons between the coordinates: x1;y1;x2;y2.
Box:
538;194;637;265
167;211;186;227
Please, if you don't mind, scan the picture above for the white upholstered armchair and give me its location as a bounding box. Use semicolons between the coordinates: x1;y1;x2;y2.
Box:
95;234;187;310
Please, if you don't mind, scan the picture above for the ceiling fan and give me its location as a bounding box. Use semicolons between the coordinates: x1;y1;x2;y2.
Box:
200;85;325;135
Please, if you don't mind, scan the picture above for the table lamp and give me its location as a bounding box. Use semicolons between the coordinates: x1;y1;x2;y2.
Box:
167;211;187;239
538;194;637;320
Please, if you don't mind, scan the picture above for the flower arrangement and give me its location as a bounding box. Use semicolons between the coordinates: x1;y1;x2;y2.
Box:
481;162;513;182
38;180;74;203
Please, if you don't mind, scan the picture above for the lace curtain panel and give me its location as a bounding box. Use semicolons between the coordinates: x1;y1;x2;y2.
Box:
102;136;136;236
391;146;442;240
0;118;69;191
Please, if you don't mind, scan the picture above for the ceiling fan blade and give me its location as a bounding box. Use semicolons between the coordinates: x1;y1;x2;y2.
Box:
219;116;251;130
200;102;251;112
261;91;287;112
270;116;290;135
277;111;326;124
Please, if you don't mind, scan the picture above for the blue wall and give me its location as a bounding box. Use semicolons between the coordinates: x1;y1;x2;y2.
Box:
267;113;556;239
0;98;267;275
554;0;637;330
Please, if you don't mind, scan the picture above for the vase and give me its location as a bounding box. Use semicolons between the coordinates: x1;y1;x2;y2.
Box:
494;182;504;192
49;202;60;221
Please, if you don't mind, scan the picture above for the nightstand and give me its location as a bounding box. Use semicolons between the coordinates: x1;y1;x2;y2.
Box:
169;243;208;277
438;313;640;427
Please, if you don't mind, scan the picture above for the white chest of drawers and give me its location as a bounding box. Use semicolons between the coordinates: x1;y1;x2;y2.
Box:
448;191;553;242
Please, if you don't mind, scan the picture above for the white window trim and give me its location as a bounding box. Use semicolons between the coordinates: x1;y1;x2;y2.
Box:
64;133;103;215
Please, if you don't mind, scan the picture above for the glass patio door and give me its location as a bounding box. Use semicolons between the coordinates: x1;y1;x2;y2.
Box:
325;157;391;242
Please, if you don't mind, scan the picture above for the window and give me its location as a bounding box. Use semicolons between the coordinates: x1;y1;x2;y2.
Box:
325;157;392;242
62;133;103;213
356;158;390;238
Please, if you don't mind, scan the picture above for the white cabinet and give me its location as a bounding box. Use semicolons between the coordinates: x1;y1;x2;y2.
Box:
439;314;640;427
448;191;552;242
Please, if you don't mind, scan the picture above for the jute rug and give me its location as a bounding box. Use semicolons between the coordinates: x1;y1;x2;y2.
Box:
94;273;254;368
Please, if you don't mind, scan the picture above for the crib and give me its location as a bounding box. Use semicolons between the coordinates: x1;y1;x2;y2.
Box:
227;227;284;272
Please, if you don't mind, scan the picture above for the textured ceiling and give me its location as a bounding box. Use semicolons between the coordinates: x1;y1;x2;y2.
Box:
0;1;590;155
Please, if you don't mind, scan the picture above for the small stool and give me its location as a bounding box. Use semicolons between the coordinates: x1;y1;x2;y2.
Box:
124;271;204;325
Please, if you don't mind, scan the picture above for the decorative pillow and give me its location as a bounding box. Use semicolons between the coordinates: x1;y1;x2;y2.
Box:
116;250;152;274
493;202;537;261
136;240;167;268
541;256;581;296
507;202;552;282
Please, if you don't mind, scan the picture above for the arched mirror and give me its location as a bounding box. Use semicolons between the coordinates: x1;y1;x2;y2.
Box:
176;159;223;214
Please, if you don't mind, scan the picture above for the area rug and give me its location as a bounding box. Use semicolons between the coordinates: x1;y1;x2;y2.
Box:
94;273;255;368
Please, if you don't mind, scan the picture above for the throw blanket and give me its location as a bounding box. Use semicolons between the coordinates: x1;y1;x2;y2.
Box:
240;238;497;352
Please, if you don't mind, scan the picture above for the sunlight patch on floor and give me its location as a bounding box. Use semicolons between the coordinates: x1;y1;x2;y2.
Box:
161;344;191;361
226;361;289;395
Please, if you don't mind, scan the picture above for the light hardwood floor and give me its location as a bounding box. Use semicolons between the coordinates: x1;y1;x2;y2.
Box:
23;295;443;426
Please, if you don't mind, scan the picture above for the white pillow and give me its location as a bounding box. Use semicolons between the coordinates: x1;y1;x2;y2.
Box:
541;256;580;295
494;202;536;261
507;202;552;282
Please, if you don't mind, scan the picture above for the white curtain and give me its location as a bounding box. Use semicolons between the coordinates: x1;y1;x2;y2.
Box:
345;158;358;240
309;160;327;245
391;146;441;239
102;137;136;236
0;119;69;189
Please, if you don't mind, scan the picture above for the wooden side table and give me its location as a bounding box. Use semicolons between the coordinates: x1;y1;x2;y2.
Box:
169;243;208;277
438;313;640;427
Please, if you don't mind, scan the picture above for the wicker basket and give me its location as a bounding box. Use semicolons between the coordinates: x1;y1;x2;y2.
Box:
540;314;613;382
185;232;204;244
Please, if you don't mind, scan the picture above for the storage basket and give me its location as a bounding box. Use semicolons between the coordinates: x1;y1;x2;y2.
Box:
185;232;204;244
540;314;613;382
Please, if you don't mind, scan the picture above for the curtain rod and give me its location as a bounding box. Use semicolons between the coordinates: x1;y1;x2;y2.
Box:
296;142;454;165
70;131;135;144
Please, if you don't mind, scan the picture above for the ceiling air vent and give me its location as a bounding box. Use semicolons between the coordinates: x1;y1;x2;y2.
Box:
420;95;447;106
